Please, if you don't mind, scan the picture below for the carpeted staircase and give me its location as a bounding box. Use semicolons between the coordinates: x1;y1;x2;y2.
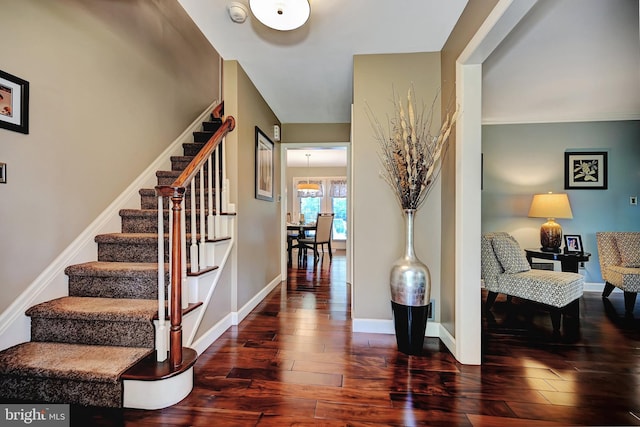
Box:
0;114;224;408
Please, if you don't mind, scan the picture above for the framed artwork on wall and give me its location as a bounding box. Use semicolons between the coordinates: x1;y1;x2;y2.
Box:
255;126;274;201
564;234;583;254
564;151;608;190
0;69;29;134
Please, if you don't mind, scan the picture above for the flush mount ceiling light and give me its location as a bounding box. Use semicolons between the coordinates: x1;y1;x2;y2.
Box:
249;0;310;31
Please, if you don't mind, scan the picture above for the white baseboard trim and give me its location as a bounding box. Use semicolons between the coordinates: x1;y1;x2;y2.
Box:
352;318;441;337
233;276;282;325
438;324;456;355
0;102;219;352
191;313;234;355
583;281;618;293
191;275;282;355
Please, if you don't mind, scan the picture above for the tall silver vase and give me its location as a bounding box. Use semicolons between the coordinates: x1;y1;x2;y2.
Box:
390;209;431;355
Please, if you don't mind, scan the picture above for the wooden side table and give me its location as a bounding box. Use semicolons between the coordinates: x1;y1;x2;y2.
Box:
524;248;590;273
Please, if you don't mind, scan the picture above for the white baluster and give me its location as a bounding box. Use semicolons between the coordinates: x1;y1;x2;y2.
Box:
181;201;188;309
156;195;167;362
214;145;221;239
207;156;215;241
222;137;228;210
189;180;198;274
199;165;207;270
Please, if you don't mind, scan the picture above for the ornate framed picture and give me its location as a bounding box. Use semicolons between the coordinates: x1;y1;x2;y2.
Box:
0;69;29;134
564;151;607;190
255;126;274;201
564;234;583;254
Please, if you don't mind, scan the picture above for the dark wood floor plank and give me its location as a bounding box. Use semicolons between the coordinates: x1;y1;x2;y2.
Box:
73;252;640;426
315;400;474;426
466;414;567;427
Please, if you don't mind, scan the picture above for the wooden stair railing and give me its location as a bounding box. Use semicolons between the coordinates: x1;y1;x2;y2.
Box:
155;102;235;368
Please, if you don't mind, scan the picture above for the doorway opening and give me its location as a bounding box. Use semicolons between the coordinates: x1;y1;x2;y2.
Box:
280;143;351;284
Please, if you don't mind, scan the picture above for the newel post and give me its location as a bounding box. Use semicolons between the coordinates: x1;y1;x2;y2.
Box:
157;185;186;368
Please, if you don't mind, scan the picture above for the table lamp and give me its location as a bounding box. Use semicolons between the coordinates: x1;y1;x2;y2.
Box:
528;192;573;253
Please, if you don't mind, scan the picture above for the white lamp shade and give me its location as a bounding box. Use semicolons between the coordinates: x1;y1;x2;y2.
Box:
528;193;573;219
249;0;310;31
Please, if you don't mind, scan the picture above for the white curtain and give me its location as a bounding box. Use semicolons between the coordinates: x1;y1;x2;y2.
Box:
329;179;347;197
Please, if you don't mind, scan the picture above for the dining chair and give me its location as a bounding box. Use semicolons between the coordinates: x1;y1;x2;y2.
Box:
298;213;334;263
286;230;299;266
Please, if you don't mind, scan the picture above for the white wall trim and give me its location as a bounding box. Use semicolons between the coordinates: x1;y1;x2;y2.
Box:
232;276;282;325
454;62;483;365
193;276;281;354
584;282;617;293
438;324;456;353
458;0;539;66
483;112;640;125
453;0;539;365
352;318;441;338
191;312;234;355
0;101;219;352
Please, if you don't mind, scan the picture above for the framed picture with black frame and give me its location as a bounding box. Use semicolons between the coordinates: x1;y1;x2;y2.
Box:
0;69;29;134
255;126;274;201
564;234;583;254
564;151;607;190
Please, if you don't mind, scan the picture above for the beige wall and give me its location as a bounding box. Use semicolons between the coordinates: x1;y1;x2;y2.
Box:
0;0;220;313
282;123;351;143
439;0;500;338
352;52;442;321
223;61;282;311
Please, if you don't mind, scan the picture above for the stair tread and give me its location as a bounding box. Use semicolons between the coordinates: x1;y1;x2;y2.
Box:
120;209;211;216
95;232;160;243
122;347;197;381
26;296;158;322
65;261;167;277
0;342;152;383
96;232;228;241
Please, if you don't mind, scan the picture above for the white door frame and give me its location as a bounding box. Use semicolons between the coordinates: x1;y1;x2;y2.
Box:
454;0;539;364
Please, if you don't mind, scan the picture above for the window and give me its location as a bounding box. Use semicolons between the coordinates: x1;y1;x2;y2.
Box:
293;177;347;240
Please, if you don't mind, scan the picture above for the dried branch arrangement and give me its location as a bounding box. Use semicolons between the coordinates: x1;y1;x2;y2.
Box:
368;86;457;211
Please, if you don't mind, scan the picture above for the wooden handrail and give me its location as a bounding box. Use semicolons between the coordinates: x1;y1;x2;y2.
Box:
155;102;235;368
212;102;224;120
156;115;235;196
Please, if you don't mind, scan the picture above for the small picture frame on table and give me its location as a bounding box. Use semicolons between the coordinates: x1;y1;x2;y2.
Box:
564;234;583;254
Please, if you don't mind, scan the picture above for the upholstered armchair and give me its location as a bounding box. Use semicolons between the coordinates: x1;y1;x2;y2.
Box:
596;232;640;315
481;232;584;332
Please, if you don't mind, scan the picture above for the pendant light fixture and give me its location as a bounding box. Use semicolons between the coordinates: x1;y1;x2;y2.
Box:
297;153;320;193
249;0;310;31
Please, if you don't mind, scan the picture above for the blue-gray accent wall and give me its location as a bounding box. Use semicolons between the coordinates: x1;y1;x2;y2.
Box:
482;120;640;283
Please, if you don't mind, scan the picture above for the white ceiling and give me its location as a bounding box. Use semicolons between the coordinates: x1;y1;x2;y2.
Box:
286;147;347;168
178;0;467;124
178;0;639;129
483;0;640;124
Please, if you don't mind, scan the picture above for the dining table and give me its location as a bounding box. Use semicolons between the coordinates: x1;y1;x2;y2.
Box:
286;222;317;265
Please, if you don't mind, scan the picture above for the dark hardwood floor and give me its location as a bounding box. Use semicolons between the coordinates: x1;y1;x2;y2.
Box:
75;251;640;426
